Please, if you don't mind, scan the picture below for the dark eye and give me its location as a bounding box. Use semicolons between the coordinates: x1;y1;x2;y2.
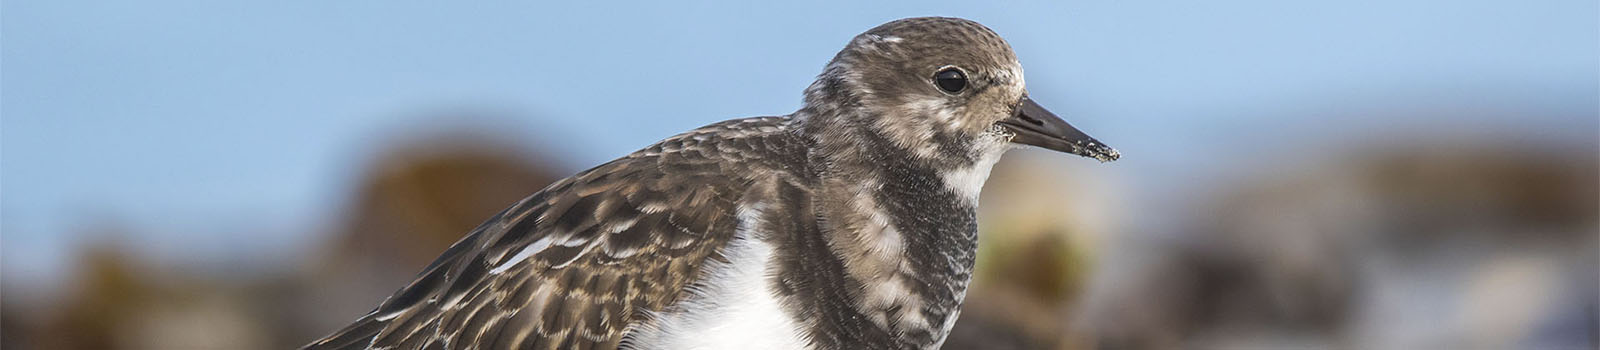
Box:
933;67;967;94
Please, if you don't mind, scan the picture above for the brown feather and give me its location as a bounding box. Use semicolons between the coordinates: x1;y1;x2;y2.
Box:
302;117;802;350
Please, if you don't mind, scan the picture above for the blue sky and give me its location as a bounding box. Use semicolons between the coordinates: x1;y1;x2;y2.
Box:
3;0;1596;289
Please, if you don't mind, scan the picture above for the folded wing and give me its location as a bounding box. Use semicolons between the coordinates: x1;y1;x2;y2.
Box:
304;117;800;350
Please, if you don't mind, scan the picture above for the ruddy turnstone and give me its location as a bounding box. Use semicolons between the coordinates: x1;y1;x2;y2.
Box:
305;16;1118;350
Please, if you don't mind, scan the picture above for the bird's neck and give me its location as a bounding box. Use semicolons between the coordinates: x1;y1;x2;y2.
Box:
790;109;1003;348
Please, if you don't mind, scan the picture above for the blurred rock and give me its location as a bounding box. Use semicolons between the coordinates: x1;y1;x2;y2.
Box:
3;124;573;350
286;129;568;343
1074;139;1598;349
14;239;273;350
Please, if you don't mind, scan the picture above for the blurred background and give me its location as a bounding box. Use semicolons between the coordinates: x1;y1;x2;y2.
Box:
3;1;1595;349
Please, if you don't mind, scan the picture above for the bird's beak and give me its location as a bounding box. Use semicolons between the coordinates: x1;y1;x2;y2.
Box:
999;96;1120;162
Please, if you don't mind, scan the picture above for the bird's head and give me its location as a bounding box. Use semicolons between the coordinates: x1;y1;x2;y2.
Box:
802;17;1119;163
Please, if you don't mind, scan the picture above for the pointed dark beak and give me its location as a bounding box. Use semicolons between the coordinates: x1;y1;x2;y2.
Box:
999;96;1120;162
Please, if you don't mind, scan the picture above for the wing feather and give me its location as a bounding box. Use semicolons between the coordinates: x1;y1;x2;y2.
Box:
303;117;803;350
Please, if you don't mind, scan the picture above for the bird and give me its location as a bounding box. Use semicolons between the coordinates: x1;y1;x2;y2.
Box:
303;16;1118;350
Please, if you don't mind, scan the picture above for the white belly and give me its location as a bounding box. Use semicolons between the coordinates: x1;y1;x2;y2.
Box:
623;231;810;349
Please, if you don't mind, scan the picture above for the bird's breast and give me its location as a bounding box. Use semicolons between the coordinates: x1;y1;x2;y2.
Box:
622;206;810;349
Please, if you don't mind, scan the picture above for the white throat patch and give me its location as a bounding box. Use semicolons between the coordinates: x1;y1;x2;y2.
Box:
942;135;1012;203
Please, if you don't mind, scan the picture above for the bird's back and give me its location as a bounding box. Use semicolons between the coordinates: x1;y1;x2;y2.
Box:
303;116;815;350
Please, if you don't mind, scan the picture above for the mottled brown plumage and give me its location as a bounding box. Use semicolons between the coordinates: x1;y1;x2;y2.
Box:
306;118;809;349
305;16;1117;350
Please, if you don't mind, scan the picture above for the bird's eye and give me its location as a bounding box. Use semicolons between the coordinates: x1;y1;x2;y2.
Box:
933;67;967;94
